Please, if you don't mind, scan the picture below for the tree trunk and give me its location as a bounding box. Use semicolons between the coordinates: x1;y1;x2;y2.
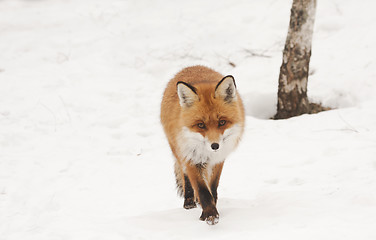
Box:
274;0;317;119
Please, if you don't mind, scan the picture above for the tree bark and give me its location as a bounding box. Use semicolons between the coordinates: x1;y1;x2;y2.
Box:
274;0;317;119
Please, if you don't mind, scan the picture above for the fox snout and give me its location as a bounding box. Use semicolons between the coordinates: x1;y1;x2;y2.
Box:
206;130;223;152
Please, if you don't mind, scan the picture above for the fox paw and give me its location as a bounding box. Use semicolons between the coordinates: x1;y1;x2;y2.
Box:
183;198;197;209
199;209;219;225
204;215;219;225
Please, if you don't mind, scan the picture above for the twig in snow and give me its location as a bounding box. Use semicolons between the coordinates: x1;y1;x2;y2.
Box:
337;112;359;133
59;95;72;126
243;48;272;58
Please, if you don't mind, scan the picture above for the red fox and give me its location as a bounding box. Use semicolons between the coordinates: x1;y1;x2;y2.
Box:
160;66;245;225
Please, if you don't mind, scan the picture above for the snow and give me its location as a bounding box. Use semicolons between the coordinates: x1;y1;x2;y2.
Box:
1;0;376;239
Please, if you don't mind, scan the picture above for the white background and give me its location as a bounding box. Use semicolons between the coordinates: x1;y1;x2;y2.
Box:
1;0;376;239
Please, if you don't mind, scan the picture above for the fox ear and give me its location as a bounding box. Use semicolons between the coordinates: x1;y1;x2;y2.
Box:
177;81;199;107
215;75;237;103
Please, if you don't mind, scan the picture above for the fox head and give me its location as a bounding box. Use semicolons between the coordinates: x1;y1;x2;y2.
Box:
176;76;244;165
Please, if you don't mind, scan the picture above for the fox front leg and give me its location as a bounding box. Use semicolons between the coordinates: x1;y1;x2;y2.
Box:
209;162;224;205
185;163;219;225
197;181;219;225
183;175;197;209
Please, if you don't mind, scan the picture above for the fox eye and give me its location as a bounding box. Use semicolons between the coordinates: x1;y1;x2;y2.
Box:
197;122;206;129
218;119;226;127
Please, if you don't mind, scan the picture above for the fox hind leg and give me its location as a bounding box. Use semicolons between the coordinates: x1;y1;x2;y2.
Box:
174;160;184;197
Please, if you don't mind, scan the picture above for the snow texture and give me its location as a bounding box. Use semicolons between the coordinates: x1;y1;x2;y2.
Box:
1;0;376;239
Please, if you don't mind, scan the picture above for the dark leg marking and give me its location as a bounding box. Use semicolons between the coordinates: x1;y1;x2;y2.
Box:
183;175;196;209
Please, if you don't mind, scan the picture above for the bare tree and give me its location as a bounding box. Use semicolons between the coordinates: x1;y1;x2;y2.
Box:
274;0;326;119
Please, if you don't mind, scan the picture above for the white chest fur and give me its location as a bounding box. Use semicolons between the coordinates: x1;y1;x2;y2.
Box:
176;124;242;166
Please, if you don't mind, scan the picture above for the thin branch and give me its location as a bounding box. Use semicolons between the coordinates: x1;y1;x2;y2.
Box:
243;48;272;58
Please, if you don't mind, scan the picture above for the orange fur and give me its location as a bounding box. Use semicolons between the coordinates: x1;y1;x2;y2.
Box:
160;65;245;224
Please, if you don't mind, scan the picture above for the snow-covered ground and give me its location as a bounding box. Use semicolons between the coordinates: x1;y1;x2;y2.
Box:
1;0;376;239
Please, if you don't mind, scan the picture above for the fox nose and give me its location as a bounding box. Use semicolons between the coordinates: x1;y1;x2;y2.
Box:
211;143;219;151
